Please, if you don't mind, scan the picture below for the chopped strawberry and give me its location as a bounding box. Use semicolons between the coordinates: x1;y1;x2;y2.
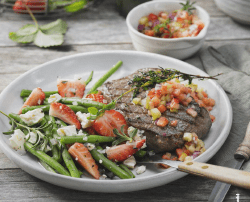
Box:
49;103;81;129
57;78;86;98
106;139;146;162
92;110;128;137
18;87;45;114
86;94;106;104
68;143;100;179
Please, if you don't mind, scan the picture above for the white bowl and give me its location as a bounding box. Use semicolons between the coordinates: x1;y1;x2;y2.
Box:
126;0;210;60
215;0;250;25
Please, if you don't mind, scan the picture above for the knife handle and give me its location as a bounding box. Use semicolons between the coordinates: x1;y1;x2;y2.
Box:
234;122;250;161
178;161;250;190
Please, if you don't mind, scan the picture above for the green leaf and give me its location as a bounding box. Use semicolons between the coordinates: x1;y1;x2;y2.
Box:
9;24;38;43
15;24;38;36
40;19;67;35
88;107;99;115
64;0;88;13
34;30;64;48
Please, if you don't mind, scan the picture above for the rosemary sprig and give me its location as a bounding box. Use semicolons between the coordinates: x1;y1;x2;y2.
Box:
180;0;196;15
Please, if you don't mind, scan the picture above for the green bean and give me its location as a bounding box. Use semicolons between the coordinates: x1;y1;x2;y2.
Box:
23;97;50;105
87;61;123;95
9;113;22;123
51;145;62;162
119;164;135;178
62;146;80;178
85;71;93;86
24;142;70;176
20;89;58;98
90;146;132;179
21;104;87;115
21;105;50;114
67;105;88;113
39;160;56;173
60;97;105;109
60;135;115;144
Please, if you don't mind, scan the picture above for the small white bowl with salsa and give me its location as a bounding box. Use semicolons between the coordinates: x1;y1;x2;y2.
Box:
126;0;210;60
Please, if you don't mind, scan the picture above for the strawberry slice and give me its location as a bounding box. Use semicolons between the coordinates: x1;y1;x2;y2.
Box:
49;103;81;129
92;110;128;137
68;143;100;179
86;93;106;104
57;78;86;98
19;87;45;114
106;139;146;162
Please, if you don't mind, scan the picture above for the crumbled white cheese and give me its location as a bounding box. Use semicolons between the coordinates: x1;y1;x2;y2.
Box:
25;132;37;144
97;149;106;154
50;138;58;145
20;108;44;126
148;151;155;156
76;112;93;129
72;101;78;106
57;125;77;136
136;165;146;175
99;174;107;180
77;129;87;136
85;143;95;151
9;129;26;154
99;160;103;164
48;93;62;103
123;156;136;169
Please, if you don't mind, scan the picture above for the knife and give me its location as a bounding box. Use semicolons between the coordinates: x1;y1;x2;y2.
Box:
140;155;250;190
208;122;250;202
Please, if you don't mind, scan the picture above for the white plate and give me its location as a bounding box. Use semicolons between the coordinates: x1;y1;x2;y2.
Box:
0;50;232;192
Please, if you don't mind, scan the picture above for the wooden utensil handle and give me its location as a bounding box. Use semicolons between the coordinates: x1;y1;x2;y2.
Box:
178;161;250;190
234;122;250;161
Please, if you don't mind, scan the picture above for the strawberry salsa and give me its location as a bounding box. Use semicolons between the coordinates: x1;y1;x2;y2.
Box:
137;1;204;38
1;63;215;179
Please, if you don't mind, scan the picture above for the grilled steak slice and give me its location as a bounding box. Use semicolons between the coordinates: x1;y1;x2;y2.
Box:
99;68;212;153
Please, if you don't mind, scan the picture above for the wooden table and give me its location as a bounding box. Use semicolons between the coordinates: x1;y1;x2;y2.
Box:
1;0;250;201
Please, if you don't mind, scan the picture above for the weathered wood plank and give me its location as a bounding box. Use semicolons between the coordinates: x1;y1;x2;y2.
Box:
0;169;250;202
1;17;250;48
0;38;249;93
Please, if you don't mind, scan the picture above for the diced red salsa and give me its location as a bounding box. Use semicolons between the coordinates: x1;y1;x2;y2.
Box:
137;6;204;38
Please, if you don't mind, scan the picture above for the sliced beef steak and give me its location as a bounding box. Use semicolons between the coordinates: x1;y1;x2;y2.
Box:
98;68;212;153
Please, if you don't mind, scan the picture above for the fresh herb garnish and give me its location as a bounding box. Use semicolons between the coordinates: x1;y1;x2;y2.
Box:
180;0;196;15
0;110;51;151
112;126;138;146
9;5;67;48
128;67;221;97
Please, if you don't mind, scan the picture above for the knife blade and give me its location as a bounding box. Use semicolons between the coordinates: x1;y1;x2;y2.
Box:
208;122;250;202
140;156;250;190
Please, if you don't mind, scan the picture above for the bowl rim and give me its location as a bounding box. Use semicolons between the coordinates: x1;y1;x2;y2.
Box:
126;0;210;42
